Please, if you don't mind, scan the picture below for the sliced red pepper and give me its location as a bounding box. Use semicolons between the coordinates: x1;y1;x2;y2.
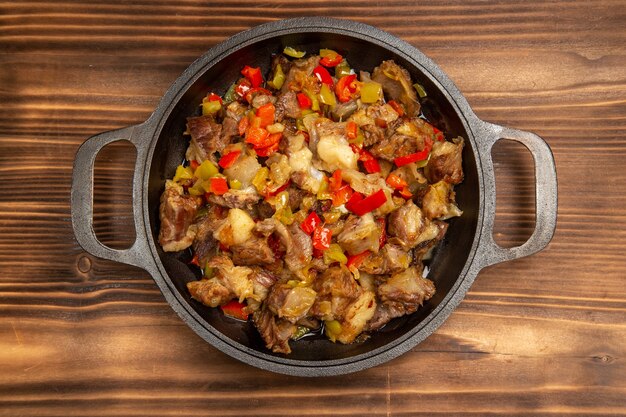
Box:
296;92;312;109
190;160;200;170
394;148;430;167
359;149;381;173
237;115;249;136
189;253;200;266
218;149;241;169
387;100;404;116
319;52;343;67
346;121;358;139
345;191;364;213
386;173;408;190
255;103;275;128
209;177;229;195
241;65;263;88
312;225;332;250
313;65;333;86
301;211;321;235
375;118;387;128
265;179;291;198
332;184;353;207
235;79;252;98
328;169;343;192
347;189;387;216
207;92;223;104
432;125;445;141
255;140;280;157
362;159;381;174
335;74;357;103
245;126;270;147
377;218;386;248
220;300;249;321
398;187;413;199
346;250;371;269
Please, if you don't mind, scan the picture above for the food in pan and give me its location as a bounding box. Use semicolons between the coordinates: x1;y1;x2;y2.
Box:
158;47;464;354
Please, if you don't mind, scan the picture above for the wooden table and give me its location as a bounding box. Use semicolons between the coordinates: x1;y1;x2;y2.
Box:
1;1;624;415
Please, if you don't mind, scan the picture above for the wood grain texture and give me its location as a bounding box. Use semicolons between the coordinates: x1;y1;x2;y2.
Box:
1;0;625;415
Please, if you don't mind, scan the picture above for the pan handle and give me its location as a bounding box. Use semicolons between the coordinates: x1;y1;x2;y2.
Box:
476;121;558;268
71;124;151;270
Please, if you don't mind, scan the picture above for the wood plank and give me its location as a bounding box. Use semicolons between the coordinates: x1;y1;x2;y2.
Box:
0;0;624;415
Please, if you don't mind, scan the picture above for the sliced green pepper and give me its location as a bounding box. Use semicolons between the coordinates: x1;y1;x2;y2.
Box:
335;60;351;78
283;46;306;58
413;82;427;98
323;243;347;265
268;63;285;90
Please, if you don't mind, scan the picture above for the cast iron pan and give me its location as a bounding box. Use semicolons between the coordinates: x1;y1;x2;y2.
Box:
71;17;558;376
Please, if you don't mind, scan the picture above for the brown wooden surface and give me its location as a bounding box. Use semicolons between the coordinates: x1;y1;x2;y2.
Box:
1;0;625;415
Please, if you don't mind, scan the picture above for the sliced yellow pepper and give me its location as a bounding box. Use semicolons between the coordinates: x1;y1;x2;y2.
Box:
318;83;336;107
194;160;218;180
173;165;193;182
360;81;382;103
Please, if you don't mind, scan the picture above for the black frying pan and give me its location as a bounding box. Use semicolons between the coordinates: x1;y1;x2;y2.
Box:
71;17;557;376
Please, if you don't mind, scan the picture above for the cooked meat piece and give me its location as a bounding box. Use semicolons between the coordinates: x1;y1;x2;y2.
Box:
249;267;278;300
187;277;233;308
185;115;224;163
364;301;409;331
206;254;255;303
251;93;277;109
387;199;421;248
361;124;385;147
275;91;301;121
387;200;435;250
310;265;360;321
365;103;400;125
369;117;436;161
369;132;420;161
158;180;201;252
365;266;435;331
332;290;377;344
413;220;448;261
359;243;411;275
282;56;321;94
225;100;248;121
205;187;261;210
256;200;275;219
371;60;420;116
285;222;314;271
420;181;463;220
253;307;296;354
331;100;358;121
266;283;317;323
254;218;313;273
230;234;276;266
378;266;435;311
220;116;239;146
336;213;382;256
192;205;226;264
287;184;306;211
425;137;464;184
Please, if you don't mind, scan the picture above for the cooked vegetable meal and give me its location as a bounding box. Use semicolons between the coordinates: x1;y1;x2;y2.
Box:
158;47;464;354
